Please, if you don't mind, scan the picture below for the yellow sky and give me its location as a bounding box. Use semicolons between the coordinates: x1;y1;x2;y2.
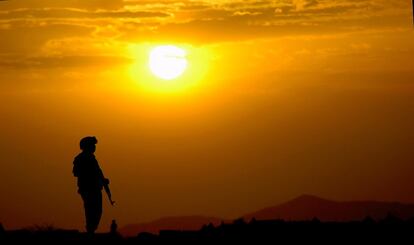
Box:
0;0;413;231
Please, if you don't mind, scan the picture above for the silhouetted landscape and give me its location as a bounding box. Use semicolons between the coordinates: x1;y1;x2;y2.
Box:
2;195;414;243
120;216;226;237
120;195;414;236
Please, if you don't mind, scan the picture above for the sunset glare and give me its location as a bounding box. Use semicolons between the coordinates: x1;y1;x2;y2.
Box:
149;45;188;80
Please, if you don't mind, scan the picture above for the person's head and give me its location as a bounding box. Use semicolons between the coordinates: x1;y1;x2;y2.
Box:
80;136;97;153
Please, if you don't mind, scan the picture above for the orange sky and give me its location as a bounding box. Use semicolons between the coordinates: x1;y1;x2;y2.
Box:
0;0;413;231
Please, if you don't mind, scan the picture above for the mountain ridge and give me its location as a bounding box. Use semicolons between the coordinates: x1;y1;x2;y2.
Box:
119;195;414;237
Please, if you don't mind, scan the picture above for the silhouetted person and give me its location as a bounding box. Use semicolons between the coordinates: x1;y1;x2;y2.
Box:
73;136;109;234
110;220;118;235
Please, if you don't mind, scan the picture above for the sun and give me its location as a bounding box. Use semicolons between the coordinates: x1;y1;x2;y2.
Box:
149;45;188;80
128;43;210;92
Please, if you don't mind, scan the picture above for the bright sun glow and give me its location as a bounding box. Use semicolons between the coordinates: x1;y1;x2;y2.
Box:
128;43;210;93
149;45;188;80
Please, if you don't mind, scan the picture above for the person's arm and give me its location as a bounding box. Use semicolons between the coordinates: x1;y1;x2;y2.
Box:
98;166;109;184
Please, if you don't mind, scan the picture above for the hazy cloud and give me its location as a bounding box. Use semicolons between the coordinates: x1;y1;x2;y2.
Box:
0;0;411;66
0;8;171;20
0;55;132;69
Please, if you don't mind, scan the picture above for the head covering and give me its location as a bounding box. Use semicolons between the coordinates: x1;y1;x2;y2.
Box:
80;136;97;150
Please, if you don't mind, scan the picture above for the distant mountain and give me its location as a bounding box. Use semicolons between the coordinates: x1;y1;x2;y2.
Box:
120;195;414;237
244;194;414;222
119;216;224;237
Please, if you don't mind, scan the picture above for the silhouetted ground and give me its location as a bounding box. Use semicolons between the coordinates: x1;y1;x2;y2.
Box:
1;216;414;244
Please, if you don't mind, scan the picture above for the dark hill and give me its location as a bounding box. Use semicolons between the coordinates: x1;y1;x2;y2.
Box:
244;194;414;221
120;195;414;237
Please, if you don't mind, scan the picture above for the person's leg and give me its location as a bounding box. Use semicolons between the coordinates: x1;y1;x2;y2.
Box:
91;190;102;232
81;190;103;234
81;191;95;234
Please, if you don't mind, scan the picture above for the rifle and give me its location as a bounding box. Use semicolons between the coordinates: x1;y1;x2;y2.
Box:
103;178;115;206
